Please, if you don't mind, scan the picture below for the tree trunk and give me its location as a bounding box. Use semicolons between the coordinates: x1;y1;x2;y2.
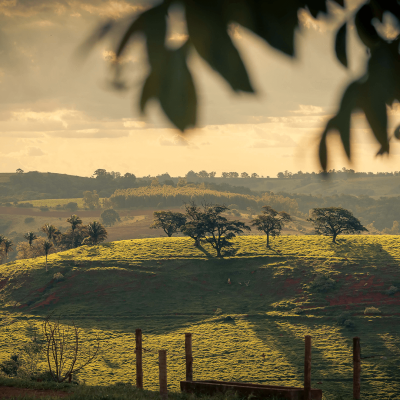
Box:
267;233;270;248
332;234;337;243
46;254;48;272
216;247;222;257
72;229;75;249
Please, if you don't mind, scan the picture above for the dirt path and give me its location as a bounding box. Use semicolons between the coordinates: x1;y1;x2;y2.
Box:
0;386;70;398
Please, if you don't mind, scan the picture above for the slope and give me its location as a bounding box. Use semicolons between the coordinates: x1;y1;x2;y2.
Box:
0;236;399;400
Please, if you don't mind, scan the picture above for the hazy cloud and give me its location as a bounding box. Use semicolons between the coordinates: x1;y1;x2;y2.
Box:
292;105;324;115
248;134;297;149
48;129;129;138
158;134;198;148
27;146;45;156
123;119;146;128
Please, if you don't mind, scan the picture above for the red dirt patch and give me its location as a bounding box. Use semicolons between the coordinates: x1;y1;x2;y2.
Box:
0;278;9;291
31;293;60;309
0;386;70;398
328;291;400;306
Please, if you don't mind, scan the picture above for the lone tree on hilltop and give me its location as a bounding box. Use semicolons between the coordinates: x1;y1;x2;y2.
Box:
251;206;292;248
150;211;187;237
100;209;120;227
24;232;37;247
201;204;251;257
180;202;207;247
66;215;83;248
308;207;367;243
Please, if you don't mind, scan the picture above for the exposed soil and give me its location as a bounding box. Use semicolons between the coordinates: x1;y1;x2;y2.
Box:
0;386;70;398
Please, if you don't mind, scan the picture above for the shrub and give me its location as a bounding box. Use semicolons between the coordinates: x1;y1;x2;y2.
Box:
336;311;351;325
310;274;336;292
24;217;35;224
39;206;49;212
64;202;78;212
364;306;381;315
16;202;33;208
343;319;355;328
387;286;398;295
336;311;355;328
0;354;20;376
53;272;64;281
4;202;11;207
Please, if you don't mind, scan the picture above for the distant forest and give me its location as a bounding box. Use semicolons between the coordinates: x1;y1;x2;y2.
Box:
1;169;400;230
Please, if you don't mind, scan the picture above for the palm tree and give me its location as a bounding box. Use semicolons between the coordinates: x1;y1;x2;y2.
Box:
66;215;82;248
24;232;37;247
3;238;13;262
43;240;53;272
41;224;60;243
86;221;107;245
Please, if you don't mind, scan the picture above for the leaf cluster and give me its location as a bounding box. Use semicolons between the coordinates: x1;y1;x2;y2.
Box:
82;0;400;167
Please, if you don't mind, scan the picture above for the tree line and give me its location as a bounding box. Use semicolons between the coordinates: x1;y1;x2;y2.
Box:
109;186;299;215
0;216;110;267
150;203;367;256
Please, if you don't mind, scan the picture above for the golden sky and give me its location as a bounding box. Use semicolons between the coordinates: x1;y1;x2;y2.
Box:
1;0;400;177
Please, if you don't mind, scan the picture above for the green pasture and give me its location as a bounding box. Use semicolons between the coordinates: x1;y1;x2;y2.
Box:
0;236;400;400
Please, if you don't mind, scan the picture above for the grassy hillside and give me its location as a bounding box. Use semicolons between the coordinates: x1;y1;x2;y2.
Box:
0;236;399;400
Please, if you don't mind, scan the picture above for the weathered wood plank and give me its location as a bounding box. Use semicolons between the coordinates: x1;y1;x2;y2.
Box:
180;380;322;400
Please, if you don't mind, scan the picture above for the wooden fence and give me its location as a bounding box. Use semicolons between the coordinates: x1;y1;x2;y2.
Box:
134;329;363;400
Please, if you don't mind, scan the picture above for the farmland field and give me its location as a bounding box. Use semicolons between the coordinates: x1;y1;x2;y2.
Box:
0;235;399;400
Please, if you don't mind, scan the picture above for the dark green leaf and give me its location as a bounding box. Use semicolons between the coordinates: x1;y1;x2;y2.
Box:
394;125;400;140
359;81;389;155
319;130;328;172
226;0;299;56
158;46;197;131
116;4;167;65
335;22;348;68
139;71;160;113
185;1;253;92
354;4;381;48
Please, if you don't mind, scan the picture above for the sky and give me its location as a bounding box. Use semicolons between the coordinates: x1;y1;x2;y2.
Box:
1;0;400;178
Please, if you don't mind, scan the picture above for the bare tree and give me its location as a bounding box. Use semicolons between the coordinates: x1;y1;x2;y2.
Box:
42;314;100;383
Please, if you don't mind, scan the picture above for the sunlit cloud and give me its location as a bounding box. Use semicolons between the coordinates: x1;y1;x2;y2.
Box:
158;134;197;148
123;119;146;128
11;109;83;128
27;147;46;156
292;105;324;115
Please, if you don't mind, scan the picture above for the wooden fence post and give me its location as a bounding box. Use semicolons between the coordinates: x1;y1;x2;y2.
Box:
136;328;143;389
159;350;168;400
353;337;361;400
185;333;193;381
304;335;311;400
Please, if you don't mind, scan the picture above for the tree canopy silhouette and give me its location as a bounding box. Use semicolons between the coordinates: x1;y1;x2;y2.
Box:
83;0;400;170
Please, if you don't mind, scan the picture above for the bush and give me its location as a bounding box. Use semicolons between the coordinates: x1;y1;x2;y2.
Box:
387;286;398;295
0;354;20;376
291;307;304;315
39;206;49;212
53;272;64;281
364;306;381;315
336;311;355;328
64;202;78;212
24;217;35;224
310;274;336;292
16;202;33;208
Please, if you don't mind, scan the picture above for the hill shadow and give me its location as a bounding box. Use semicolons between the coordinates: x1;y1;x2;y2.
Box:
330;239;395;263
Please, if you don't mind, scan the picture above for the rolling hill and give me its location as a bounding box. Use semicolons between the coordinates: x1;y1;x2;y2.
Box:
0;236;399;399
